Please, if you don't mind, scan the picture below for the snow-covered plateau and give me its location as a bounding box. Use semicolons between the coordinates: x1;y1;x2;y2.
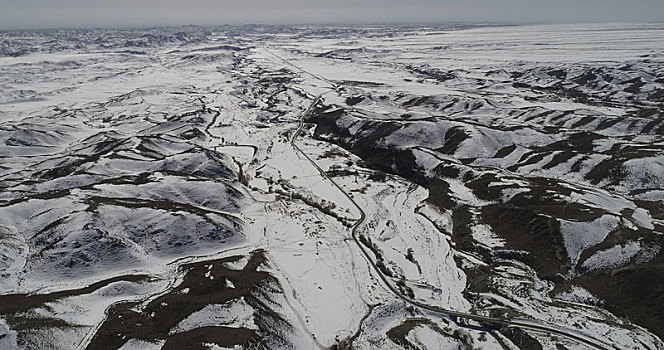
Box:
0;23;663;349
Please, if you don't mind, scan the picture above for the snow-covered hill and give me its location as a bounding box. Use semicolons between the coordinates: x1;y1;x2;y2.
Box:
0;23;663;349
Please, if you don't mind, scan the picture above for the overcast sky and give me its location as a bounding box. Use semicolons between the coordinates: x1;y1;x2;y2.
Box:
1;0;663;30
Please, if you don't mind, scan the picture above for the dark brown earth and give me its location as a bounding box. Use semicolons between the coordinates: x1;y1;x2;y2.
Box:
500;328;543;350
162;326;255;350
573;242;664;341
0;274;151;333
307;101;664;341
482;204;568;279
387;318;465;348
86;250;291;350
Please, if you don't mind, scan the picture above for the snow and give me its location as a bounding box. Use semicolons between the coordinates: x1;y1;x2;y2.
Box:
631;208;655;230
170;298;258;335
621;157;664;192
581;241;641;272
118;339;165;350
447;179;490;207
567;186;636;216
40;278;172;327
559;214;620;267
554;285;601;306
471;224;505;248
486;259;663;350
416;203;453;235
405;325;463;349
0;318;19;350
0;23;662;349
206;345;243;350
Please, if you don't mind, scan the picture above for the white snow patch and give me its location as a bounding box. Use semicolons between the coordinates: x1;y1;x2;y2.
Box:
416;203;453;235
405;325;461;350
500;187;530;202
0;318;19;350
448;179;490;206
560;214;620;267
581;241;641;272
631;208;654;230
170;298;257;335
205;344;244;350
554;285;601;306
118;339;165;350
471;224;505;248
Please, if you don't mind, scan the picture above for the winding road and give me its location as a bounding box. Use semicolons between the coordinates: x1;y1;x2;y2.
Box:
274;48;615;350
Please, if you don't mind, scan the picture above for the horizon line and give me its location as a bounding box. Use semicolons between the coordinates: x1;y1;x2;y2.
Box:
2;20;663;32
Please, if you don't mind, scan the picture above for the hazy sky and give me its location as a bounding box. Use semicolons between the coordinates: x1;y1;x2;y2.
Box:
1;0;663;29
